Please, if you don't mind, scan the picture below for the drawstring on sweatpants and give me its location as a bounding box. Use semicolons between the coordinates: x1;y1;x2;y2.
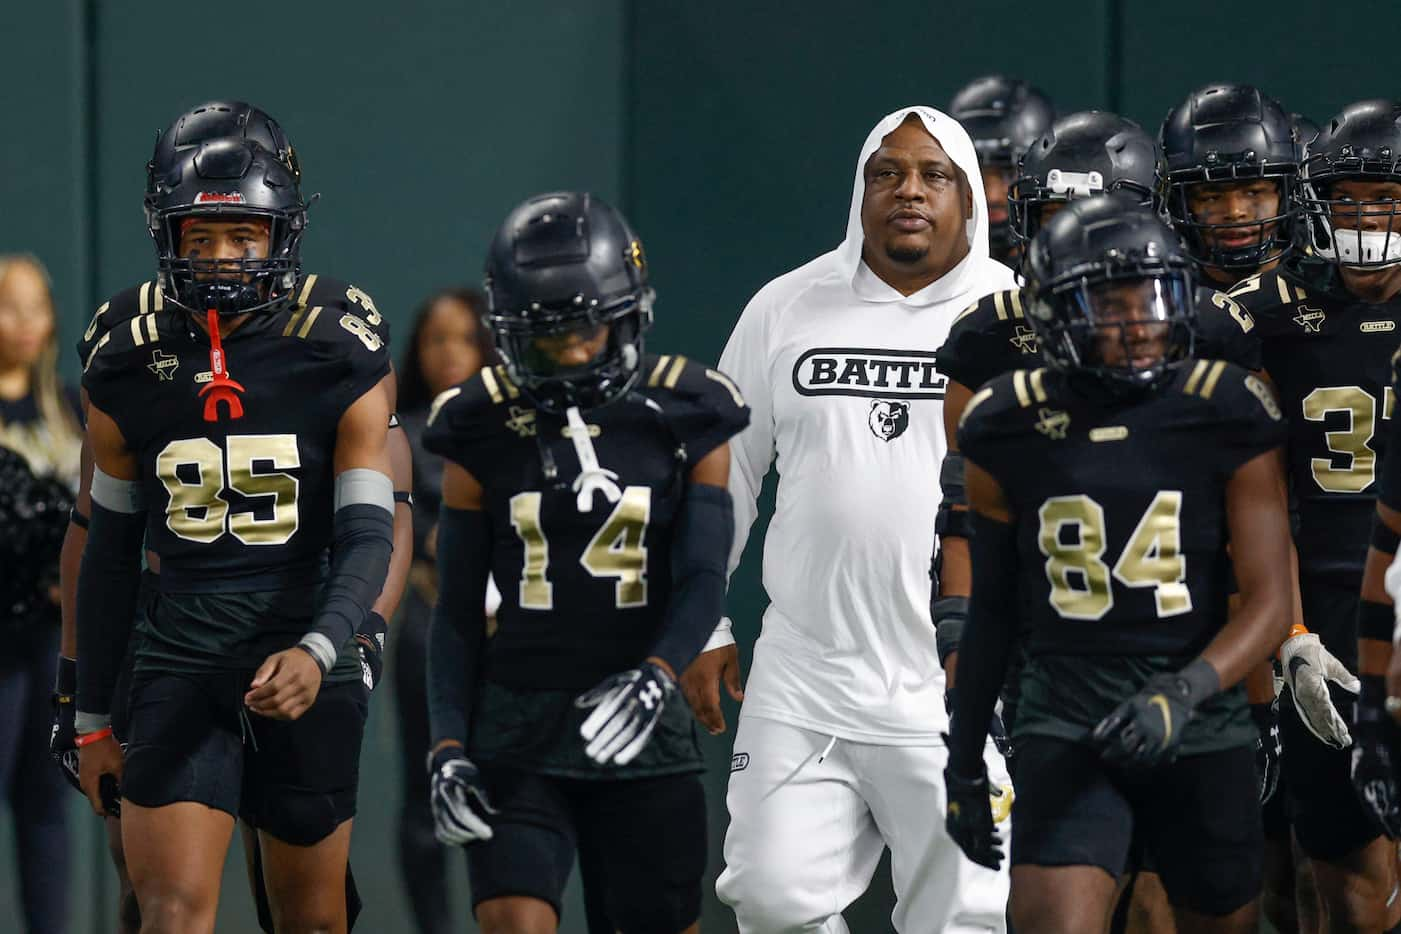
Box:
817;735;836;763
238;703;260;751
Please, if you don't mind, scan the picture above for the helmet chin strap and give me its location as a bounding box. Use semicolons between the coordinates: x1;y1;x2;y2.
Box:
564;405;620;512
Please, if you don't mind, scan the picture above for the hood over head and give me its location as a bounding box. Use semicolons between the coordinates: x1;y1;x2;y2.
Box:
837;106;1003;306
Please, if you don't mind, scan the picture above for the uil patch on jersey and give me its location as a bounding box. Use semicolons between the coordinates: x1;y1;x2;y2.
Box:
793;348;946;399
868;400;910;441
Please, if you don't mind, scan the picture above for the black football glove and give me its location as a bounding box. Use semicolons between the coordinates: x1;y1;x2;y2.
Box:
354;612;387;692
428;746;496;846
1252;701;1282;805
943;758;1004;871
1092;661;1217;770
576;661;675;766
49;656;82;796
1351;676;1401;838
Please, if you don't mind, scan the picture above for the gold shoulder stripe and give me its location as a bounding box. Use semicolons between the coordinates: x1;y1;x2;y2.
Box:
664;355;687;389
1184;360;1209;396
83;332;110;372
1012;370;1032;408
144;313;158;344
1009;290;1025;320
497;366;520;399
130;314;146;346
481;367;504;404
959;385;995;427
1029;368;1048;403
296;306;322;339
993;291;1008;321
138;281;152;316
295;274;319;309
1275;277;1292;305
1294;284;1308;302
1199;360;1227;399
153;285;164;312
952;301;980;325
282;305;308;337
648;355;672;387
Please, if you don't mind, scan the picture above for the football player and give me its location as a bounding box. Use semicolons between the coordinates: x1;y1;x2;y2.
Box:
1230;99;1401;932
1160;85;1299;291
946;196;1291;933
423;192;748;934
52;101;412;933
949;74;1055;265
73;135;395;934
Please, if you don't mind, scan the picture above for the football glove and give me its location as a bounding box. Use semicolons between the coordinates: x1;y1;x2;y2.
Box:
943;760;1004;870
1281;632;1359;749
1351;677;1401;838
1091;667;1211;770
354;611;388;692
428;747;495;846
49;656;81;796
1252;701;1282;805
576;661;675;766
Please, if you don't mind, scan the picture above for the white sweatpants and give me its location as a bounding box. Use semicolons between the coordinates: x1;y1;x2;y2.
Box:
716;712;1011;934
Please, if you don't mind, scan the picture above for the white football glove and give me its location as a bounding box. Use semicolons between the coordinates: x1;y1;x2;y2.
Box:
428;748;496;845
1281;632;1360;749
576;661;675;766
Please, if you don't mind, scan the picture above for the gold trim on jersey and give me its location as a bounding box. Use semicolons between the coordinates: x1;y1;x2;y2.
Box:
129;313;158;346
283;305;309;337
960;385;994;426
482;367;504;403
296;306;322;339
1009;290;1025;319
1184;360;1227;399
953;301;980;325
664;355;687;389
1276;277;1292;305
648;356;673;386
83;332;110;372
1029;368;1048;403
295;274;319;309
139;282;152;316
1013;370;1031;407
994;291;1009;321
496;366;520;399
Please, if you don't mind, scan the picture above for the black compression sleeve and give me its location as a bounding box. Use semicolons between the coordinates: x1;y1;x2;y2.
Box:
649;483;734;675
307;504;394;671
75;501;147;716
946;511;1021;776
426;506;492;747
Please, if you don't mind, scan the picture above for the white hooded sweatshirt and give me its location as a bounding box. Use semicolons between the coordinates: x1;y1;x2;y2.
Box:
712;106;1016;744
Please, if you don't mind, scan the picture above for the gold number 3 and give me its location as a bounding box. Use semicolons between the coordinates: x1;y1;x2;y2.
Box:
509;487;652;610
1038;491;1191;621
156;435;301;545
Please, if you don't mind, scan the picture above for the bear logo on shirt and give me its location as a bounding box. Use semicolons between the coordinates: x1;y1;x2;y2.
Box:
868;400;910;442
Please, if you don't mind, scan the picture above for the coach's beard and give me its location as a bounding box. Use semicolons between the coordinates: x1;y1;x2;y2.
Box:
886;244;930;264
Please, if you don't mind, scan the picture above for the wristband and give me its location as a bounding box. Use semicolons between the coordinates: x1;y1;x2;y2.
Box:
75;710;111;734
1372;517;1401;555
296;635;335;676
75;726;113;747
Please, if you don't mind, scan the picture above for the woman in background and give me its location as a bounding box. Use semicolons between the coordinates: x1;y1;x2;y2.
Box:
0;254;82;934
394;288;498;934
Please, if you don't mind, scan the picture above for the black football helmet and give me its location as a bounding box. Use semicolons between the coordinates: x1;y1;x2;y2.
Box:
1159;84;1299;273
949;75;1056;168
1010;111;1164;248
149;101;299;186
1025;197;1196;394
484;192;653;414
146;137;307;316
1298;99;1401;268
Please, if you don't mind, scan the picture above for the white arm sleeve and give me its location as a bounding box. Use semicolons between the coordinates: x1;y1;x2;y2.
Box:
703;292;777;652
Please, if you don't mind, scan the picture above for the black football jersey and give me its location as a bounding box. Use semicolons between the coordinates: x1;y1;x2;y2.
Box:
936;284;1261;395
958;361;1285;750
1229;257;1401;581
76;274;390;377
81;294;391;593
423;355;751;692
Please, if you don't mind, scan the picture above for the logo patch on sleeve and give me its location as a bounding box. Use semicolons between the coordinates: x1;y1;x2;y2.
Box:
793;348;946;399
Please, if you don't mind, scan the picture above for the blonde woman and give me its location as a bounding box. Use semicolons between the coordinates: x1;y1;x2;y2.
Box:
0;253;82;934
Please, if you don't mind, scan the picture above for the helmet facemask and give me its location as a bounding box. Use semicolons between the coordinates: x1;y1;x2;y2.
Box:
1300;160;1401;269
1167;165;1296;273
1033;270;1196;395
489;290;653;415
154;206;304;317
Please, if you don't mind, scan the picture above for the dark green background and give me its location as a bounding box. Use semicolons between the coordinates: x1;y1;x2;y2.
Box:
1;1;1395;930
